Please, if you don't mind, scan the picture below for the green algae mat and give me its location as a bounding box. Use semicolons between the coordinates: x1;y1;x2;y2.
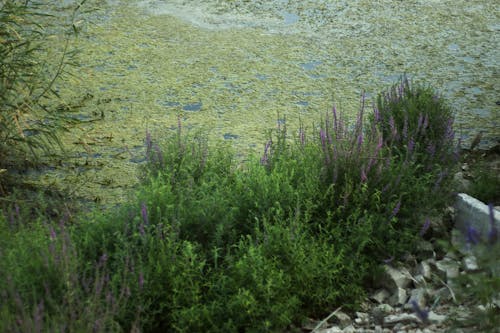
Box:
27;0;499;205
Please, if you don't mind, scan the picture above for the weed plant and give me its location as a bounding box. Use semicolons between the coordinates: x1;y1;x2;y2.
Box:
446;205;500;332
0;0;84;183
0;78;461;332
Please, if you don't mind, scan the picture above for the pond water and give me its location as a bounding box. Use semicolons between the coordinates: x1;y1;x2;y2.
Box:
29;0;499;205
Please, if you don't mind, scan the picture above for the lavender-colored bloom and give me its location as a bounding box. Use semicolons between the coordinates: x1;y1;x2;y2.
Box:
332;106;338;134
488;204;498;244
141;202;148;225
389;116;397;139
390;201;401;218
417;114;424;134
466;225;481;245
49;226;57;240
426;143;436;158
299;127;305;145
361;168;367;183
420;218;431;236
357;133;363;150
402;116;408;140
422;114;429;132
406;138;414;157
153;144;164;168
411;300;429;322
260;140;272;166
320;128;327;148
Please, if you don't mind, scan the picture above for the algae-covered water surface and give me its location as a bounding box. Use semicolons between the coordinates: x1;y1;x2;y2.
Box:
29;0;499;205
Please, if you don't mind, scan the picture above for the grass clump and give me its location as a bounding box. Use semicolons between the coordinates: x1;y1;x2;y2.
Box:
0;77;460;331
0;0;86;192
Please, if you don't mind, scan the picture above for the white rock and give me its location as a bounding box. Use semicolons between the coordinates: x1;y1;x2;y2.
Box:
435;258;460;281
454;193;500;249
427;311;446;324
462;254;479;271
384;313;420;326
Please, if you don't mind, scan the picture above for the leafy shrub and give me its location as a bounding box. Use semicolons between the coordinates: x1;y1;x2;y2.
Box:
0;0;83;176
0;77;461;332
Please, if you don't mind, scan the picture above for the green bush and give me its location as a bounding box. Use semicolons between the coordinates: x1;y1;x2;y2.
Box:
0;77;461;332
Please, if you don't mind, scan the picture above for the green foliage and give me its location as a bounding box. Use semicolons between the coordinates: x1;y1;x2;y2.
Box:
0;0;83;175
0;77;462;331
447;210;500;332
468;160;500;206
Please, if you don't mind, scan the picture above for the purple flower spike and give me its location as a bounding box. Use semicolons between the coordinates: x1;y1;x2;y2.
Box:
391;201;401;218
361;168;367;183
411;300;429;322
407;138;415;156
488;204;498;244
420;218;431;236
466;225;481;245
141;202;149;226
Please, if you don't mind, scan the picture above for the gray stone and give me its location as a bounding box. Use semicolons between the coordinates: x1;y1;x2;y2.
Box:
406;288;427;310
413;274;426;286
435;257;460;282
417;260;432;280
354;312;369;326
454;193;500;248
427;311;446;324
389;287;408;306
332;311;351;328
381;265;412;291
453;172;472;192
370;289;390;304
384;313;420;326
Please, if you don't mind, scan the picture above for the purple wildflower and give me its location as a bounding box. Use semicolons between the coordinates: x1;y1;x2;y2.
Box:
391;201;401;218
49;226;57;240
361;168;367;183
417;114;424;134
466;225;481;245
332;106;338;135
420;218;431;236
402;116;408;140
141;202;148;226
357;133;363;150
389;116;397;139
411;300;429;322
426;143;436;158
407;137;415;156
488;204;498;244
260;140;272;166
153;144;164;168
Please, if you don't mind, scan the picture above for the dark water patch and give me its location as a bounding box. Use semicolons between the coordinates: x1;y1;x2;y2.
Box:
223;133;239;140
183;102;202;112
296;100;309;107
